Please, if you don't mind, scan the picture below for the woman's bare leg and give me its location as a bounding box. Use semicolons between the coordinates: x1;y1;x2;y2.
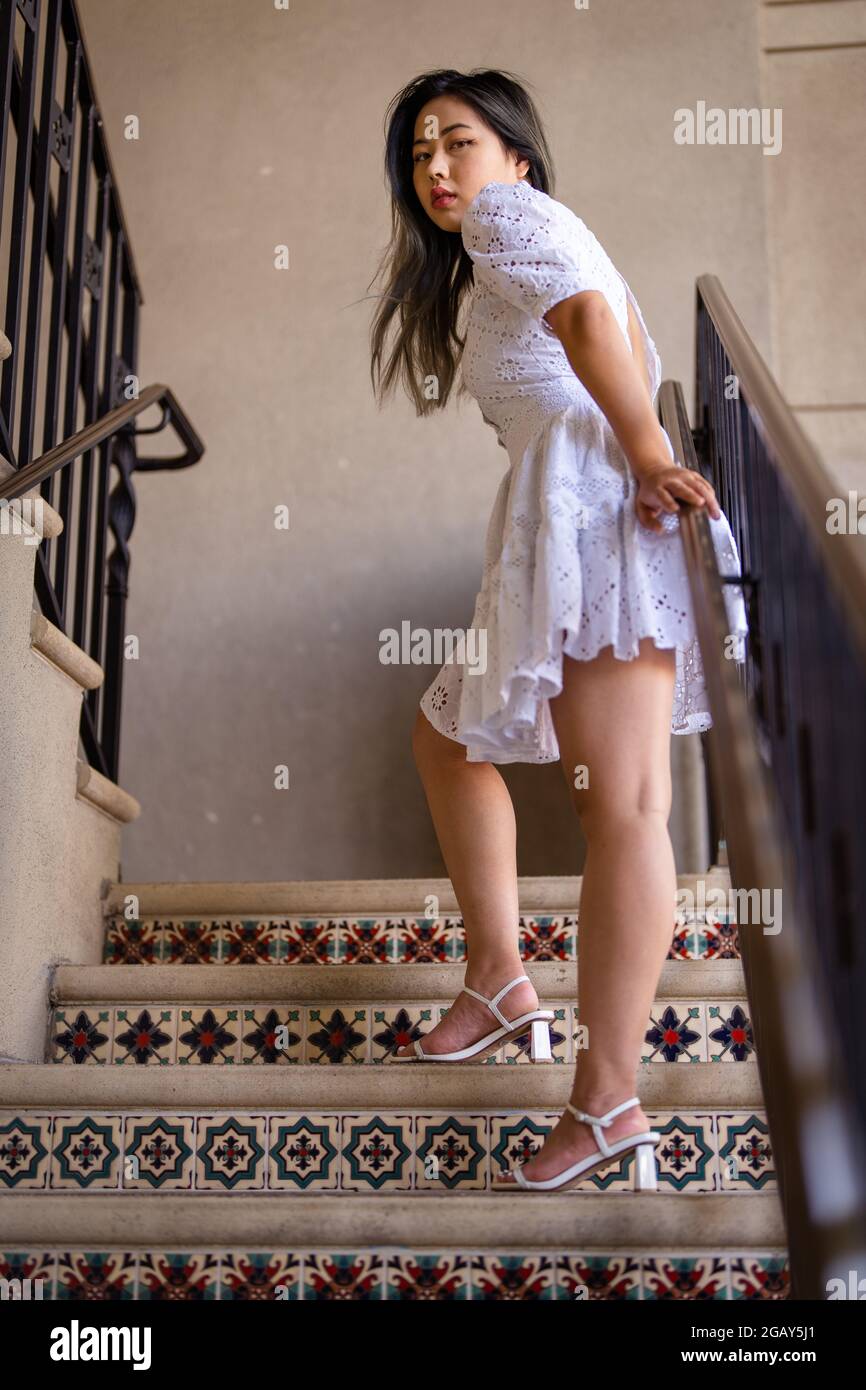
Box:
393;707;538;1056
500;636;677;1178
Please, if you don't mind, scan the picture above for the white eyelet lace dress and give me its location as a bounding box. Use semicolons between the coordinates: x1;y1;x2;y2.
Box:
419;179;748;764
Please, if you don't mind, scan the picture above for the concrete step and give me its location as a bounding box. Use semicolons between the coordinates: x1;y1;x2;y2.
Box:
0;1059;765;1108
52;958;746;1002
101;869;734;916
0;1190;785;1247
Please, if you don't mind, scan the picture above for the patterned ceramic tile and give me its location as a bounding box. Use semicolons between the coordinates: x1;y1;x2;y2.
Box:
369;1004;434;1061
283;918;340;964
0;1107;771;1194
2;1249;791;1299
470;1253;556;1300
0;1250;54;1299
50;1115;123;1188
385;1251;471;1299
137;1251;219;1300
556;1253;641;1300
220;920;285;964
105;911;727;964
339;917;395;965
654;1113;717;1192
161;918;222;964
670;912;704;960
220;1252;301;1299
699;913;741;958
50;1008;111;1064
706;1001;756;1062
104;918;163;964
268;1114;341;1191
55;1251;137;1300
46;994;757;1079
641;1255;730;1299
122;1115;195;1189
177;1008;240;1065
112;1007;176;1065
641;1000;708;1063
303;1251;385;1300
729;1254;790;1299
304;1006;369;1063
0;1113;52;1189
717;1112;775;1190
415;1113;488;1190
340;1113;414;1191
194;1114;267;1190
519;915;577;962
488;1111;555;1182
240;1007;303;1064
393;915;454;963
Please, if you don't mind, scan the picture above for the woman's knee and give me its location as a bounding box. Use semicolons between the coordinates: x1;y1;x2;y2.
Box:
573;772;672;840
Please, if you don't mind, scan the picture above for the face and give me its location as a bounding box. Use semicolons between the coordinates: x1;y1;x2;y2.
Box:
411;94;530;230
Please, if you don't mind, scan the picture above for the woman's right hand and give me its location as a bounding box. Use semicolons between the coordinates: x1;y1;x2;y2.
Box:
634;463;720;534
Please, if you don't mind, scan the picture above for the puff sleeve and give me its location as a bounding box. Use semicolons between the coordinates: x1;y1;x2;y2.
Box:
462;180;663;403
461;180;612;326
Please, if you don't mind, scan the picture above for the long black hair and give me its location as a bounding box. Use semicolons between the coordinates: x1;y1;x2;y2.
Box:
369;68;554;416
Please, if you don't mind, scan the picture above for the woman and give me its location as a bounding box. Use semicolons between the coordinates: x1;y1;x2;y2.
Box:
369;69;748;1192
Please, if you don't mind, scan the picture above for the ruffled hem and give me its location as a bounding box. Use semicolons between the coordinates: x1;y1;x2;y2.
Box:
418;404;749;766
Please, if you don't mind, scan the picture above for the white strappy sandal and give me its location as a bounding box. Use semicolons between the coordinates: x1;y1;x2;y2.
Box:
387;972;555;1063
493;1096;661;1191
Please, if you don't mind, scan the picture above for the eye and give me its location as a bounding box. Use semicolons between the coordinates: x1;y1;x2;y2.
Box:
413;151;430;163
450;139;474;150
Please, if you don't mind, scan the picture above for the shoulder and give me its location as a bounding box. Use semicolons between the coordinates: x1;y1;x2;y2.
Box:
461;180;581;253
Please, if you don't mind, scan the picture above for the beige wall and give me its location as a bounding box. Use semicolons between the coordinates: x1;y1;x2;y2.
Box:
759;0;866;492
77;0;773;881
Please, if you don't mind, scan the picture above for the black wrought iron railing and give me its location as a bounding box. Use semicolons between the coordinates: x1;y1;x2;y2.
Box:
695;274;866;1106
0;0;203;781
658;276;866;1297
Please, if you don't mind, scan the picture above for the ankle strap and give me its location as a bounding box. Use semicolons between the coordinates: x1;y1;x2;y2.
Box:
565;1096;641;1158
566;1096;640;1127
463;974;530;1029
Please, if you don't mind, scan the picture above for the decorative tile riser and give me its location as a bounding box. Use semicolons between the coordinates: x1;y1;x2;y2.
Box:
0;1249;789;1299
0;1108;774;1193
104;913;740;965
49;999;755;1066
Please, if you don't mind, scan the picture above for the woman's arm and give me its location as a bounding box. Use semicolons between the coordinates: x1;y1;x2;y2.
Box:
545;290;669;475
544;290;720;530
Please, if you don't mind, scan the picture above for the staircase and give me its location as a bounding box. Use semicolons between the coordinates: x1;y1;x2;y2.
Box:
0;874;789;1301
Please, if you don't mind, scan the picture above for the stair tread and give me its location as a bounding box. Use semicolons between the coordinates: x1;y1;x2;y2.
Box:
102;869;732;917
52;957;746;1002
0;1190;784;1248
0;1061;765;1108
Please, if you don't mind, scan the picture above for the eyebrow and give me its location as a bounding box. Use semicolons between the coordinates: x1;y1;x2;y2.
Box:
412;122;473;147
